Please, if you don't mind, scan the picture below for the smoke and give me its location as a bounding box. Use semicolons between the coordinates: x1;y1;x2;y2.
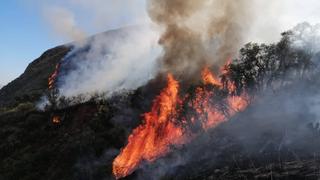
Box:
290;22;320;53
44;6;86;41
57;25;161;99
147;0;253;82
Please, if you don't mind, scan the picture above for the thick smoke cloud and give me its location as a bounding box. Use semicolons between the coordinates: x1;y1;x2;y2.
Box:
147;0;253;82
58;26;161;99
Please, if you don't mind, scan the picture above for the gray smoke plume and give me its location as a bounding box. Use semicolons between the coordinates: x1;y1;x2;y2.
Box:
147;0;253;82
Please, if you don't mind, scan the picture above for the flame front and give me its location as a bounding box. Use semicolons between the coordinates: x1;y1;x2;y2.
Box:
112;65;250;179
112;74;184;178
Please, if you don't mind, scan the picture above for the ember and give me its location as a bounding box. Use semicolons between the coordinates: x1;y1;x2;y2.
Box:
52;115;61;124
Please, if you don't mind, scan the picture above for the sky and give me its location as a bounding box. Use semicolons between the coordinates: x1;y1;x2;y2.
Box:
1;0;320;86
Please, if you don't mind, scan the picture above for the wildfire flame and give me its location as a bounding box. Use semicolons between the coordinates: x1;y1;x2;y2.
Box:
112;74;185;178
48;63;60;90
112;63;250;179
201;67;223;88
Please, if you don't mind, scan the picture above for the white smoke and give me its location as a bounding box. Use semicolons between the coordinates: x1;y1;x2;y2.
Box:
290;22;320;53
58;25;161;99
44;6;86;41
244;0;320;44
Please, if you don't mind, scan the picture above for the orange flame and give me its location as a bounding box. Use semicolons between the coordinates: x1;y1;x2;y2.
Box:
201;67;223;88
48;64;60;90
112;66;250;179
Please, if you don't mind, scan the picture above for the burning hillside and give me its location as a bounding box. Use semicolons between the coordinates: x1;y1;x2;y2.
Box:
2;0;320;179
112;64;249;179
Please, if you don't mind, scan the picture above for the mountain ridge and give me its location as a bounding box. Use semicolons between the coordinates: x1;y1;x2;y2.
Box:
0;45;70;108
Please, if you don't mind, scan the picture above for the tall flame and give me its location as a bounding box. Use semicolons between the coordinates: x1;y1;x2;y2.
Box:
112;65;250;179
112;74;184;178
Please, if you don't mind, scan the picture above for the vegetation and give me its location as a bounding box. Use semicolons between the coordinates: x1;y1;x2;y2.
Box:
229;31;316;94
